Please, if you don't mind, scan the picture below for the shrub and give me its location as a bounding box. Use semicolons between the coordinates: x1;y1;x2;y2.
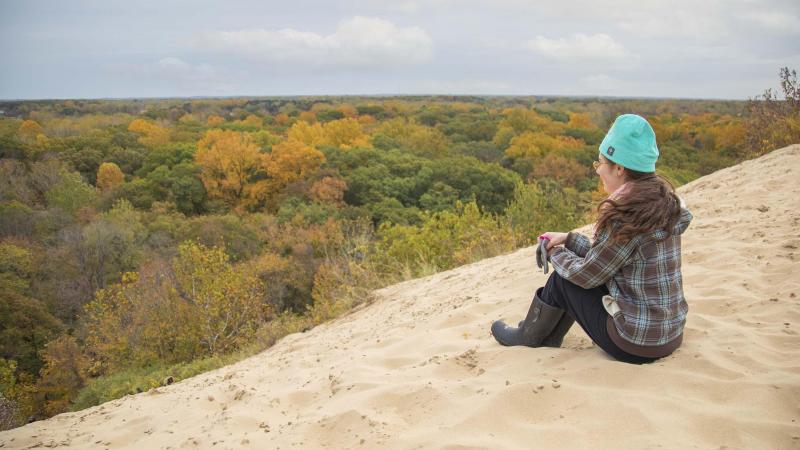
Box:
376;201;515;276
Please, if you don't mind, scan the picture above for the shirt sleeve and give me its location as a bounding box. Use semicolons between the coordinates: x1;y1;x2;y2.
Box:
549;231;638;290
565;232;591;258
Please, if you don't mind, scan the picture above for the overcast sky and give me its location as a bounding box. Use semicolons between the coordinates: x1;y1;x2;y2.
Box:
1;0;798;100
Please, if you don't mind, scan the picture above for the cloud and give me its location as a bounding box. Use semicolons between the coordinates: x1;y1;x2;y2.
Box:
525;33;633;62
742;12;800;34
384;1;420;13
578;74;622;93
616;9;730;40
109;57;242;94
407;79;514;94
151;58;220;82
194;16;433;69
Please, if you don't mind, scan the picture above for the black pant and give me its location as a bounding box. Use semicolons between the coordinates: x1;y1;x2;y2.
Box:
539;271;657;365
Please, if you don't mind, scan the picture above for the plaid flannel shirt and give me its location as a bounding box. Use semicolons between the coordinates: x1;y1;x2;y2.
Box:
549;207;693;346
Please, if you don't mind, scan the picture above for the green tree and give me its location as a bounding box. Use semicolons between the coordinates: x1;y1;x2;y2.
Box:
504;180;585;246
79;217;140;292
377;201;515;274
0;242;64;376
0;291;63;376
45;171;96;213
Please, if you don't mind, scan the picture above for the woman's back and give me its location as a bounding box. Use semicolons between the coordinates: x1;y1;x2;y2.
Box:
605;206;693;346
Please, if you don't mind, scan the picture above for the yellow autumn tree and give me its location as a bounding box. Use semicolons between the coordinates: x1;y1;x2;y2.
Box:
377;118;448;156
84;264;200;372
298;111;318;123
358;114;377;127
178;113;200;124
195;129;268;208
16;119;49;159
500;108;563;135
240;114;263;128
34;134;50;149
96;162;124;192
505;131;583;160
711;120;747;153
128;119;170;148
17;120;44;145
265;140;325;193
336;104;358;118
322;118;371;150
172;242;266;354
492;108;564;149
85;244;266;367
287;121;326;147
206;115;225;127
567;112;597;129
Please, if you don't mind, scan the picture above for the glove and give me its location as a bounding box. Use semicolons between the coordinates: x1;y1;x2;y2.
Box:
536;237;549;274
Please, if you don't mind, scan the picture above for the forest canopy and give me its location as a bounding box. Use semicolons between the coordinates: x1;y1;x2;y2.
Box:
1;69;796;429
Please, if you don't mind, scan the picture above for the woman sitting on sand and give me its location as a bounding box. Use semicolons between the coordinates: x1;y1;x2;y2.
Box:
491;114;693;364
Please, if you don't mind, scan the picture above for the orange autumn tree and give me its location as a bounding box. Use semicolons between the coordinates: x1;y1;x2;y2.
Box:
310;177;348;206
531;154;587;187
96;162;124;192
195;129;268;209
34;335;88;416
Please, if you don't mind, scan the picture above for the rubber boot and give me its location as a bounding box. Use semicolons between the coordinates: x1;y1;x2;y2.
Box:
540;314;575;347
512;306;575;347
491;293;565;347
519;288;575;347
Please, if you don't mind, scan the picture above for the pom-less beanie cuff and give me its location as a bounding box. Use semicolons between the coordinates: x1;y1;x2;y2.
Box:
599;114;659;173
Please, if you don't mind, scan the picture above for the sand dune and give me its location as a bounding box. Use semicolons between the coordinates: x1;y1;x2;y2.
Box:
2;145;799;449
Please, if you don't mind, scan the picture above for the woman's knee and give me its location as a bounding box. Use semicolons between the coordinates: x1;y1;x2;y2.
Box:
540;272;568;308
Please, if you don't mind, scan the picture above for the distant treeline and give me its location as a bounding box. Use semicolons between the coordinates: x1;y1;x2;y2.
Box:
1;68;797;429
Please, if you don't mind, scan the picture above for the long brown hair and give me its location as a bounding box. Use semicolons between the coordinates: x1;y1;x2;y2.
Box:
595;169;682;243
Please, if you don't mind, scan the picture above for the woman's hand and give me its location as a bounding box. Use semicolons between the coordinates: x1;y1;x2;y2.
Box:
540;232;568;250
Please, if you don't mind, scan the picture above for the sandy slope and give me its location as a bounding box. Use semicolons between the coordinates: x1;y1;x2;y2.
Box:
2;145;799;450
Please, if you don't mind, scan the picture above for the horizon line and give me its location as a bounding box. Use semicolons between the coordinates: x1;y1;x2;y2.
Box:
0;93;751;103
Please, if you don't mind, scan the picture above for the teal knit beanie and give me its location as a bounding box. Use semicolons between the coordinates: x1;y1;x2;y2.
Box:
599;114;659;173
